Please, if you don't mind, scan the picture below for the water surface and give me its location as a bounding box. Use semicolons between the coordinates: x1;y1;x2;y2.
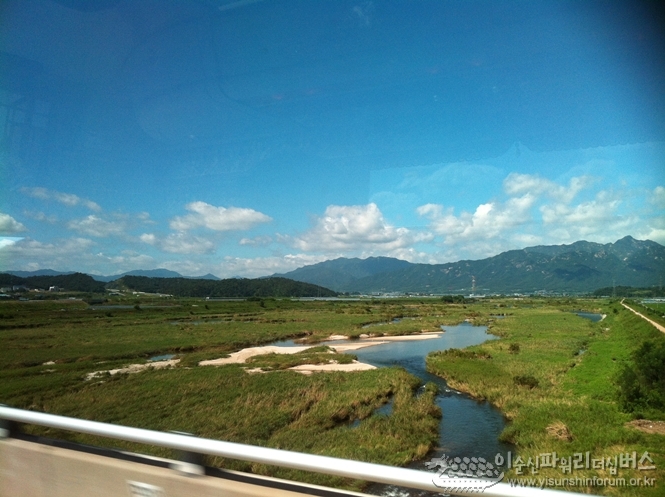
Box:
575;312;604;322
341;323;511;496
338;324;510;460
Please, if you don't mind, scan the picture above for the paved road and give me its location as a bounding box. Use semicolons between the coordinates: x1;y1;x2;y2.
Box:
621;299;665;334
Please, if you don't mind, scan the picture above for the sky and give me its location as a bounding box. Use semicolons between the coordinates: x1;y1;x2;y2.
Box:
1;0;664;278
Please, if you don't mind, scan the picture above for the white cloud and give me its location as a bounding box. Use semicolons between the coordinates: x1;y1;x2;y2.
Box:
140;233;157;245
139;231;215;254
536;189;646;243
0;237;23;250
67;215;126;237
21;187;101;211
7;237;95;256
503;173;592;203
170;201;271;231
239;235;273;246
649;186;665;208
160;232;215;254
102;251;156;271
639;227;665;245
0;213;27;234
215;253;331;279
23;211;57;223
287;203;427;255
0;237;97;271
417;194;536;243
540;191;620;226
21;187;49;200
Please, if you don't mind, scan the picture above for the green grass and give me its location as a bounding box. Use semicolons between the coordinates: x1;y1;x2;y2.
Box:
627;300;665;329
20;360;439;491
3;296;662;494
0;297;451;491
426;300;665;496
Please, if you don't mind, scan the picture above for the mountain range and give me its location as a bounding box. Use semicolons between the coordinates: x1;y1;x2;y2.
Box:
4;268;220;282
5;236;664;295
274;236;665;294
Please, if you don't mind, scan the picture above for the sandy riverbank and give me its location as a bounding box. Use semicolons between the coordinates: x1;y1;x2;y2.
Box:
86;359;180;380
364;332;444;341
198;342;384;367
290;361;377;374
325;332;443;342
199;331;444;373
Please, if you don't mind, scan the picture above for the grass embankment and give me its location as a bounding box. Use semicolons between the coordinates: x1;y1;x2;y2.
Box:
34;365;439;490
0;297;457;491
626;299;665;330
427;301;664;496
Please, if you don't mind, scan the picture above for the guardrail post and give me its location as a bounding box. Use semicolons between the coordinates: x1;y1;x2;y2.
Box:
169;431;205;476
0;405;18;438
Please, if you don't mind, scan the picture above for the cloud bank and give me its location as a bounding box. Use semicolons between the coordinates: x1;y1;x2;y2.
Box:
170;202;272;231
287;203;431;258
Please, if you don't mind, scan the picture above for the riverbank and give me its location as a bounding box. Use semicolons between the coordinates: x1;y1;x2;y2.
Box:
199;331;444;373
426;303;665;496
86;359;180;380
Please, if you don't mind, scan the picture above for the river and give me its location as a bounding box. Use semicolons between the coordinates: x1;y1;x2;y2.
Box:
320;322;512;497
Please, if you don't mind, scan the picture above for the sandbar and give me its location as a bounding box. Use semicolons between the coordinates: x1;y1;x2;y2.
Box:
86;359;180;380
199;331;443;372
289;361;377;374
199;345;313;366
364;332;443;341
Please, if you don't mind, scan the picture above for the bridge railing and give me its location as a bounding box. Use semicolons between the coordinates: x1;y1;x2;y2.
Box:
0;405;580;497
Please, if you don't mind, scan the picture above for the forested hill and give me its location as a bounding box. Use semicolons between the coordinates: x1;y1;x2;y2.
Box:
1;272;337;298
0;272;105;293
114;276;337;298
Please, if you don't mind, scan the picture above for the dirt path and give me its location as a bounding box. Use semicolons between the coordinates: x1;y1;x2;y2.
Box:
621;299;665;333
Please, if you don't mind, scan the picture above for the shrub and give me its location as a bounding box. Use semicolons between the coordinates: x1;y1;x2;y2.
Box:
617;339;665;416
513;375;539;389
508;343;520;354
436;348;492;360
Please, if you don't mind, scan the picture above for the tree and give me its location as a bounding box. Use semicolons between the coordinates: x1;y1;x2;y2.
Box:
617;339;665;417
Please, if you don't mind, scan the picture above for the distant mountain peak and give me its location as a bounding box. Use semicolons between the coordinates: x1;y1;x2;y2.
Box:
189;273;220;280
274;237;665;294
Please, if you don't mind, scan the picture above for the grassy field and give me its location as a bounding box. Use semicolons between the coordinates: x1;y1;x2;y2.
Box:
630;300;665;329
427;300;664;496
0;296;461;490
1;296;662;494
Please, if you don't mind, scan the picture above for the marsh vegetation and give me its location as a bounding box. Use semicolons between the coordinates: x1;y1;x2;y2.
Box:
427;300;664;496
1;296;662;494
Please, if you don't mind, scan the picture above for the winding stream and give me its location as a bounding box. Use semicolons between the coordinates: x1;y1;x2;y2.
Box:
269;314;606;495
326;323;511;496
272;323;511;496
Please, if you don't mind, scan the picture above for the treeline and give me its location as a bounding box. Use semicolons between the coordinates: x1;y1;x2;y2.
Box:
0;272;105;293
117;276;337;298
440;295;467;303
593;286;665;297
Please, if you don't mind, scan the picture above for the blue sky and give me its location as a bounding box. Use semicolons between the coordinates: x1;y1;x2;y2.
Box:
1;0;664;278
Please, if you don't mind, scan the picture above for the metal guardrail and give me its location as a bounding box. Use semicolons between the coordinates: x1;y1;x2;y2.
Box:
0;405;580;496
